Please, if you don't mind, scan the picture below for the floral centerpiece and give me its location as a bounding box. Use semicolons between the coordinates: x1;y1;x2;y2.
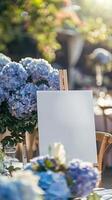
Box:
0;53;60;146
25;143;100;200
0;170;44;200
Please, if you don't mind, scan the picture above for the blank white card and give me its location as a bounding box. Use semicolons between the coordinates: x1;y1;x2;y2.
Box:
37;91;97;163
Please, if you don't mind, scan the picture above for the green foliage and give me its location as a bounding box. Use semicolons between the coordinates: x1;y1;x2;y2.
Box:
87;192;101;200
0;0;112;60
73;0;112;46
0;102;37;146
80;18;112;45
0;149;4;161
0;0;63;61
6;165;21;175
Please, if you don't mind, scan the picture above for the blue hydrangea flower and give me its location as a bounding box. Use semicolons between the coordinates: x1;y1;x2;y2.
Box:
66;159;99;198
39;171;70;200
39;171;54;191
19;57;34;68
47;69;60;90
0;53;11;72
0;174;42;200
0;62;28;92
29;156;58;171
25;59;53;82
14;181;38;200
8;83;38;118
37;84;49;91
0;177;20;200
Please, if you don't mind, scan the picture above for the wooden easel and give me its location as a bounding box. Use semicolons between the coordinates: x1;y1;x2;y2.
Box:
23;69;69;162
23;70;111;174
59;69;68;90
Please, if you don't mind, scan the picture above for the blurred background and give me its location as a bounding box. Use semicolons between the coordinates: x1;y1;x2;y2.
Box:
0;0;112;90
0;0;112;178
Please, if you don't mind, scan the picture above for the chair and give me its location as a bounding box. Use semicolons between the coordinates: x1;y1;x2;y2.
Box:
96;131;112;179
96;131;108;172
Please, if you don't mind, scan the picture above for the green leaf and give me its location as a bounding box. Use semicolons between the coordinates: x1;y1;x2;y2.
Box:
87;192;101;200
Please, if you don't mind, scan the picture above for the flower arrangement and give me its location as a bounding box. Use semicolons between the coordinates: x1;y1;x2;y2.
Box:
0;171;44;200
25;143;100;200
0;53;60;146
0;143;101;200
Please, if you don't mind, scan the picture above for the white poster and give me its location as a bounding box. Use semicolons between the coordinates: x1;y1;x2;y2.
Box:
37;90;97;163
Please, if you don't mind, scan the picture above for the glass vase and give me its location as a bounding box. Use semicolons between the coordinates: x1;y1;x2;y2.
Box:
4;144;17;168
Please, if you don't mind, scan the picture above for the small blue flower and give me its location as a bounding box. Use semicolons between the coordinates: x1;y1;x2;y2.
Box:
66;159;99;198
19;57;34;68
0;62;28;92
0;178;20;200
30;156;46;169
39;171;54;191
38;171;70;200
29;156;59;172
47;69;60;90
25;59;53;82
8;83;38;118
37;84;49;91
0;175;40;200
0;53;11;72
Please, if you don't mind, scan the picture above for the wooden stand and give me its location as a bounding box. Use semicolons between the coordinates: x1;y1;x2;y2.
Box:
59;69;68;90
23;69;69;162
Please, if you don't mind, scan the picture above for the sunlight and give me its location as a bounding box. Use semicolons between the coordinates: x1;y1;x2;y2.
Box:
97;0;105;3
96;0;111;6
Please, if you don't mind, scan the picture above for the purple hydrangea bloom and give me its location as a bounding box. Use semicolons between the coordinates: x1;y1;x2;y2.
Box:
39;171;70;200
66;159;99;198
0;53;11;72
19;57;34;68
47;69;60;90
0;62;28;91
8;83;38;118
25;59;53;82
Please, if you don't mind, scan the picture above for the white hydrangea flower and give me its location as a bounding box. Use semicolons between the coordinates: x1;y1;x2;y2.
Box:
53;143;66;165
